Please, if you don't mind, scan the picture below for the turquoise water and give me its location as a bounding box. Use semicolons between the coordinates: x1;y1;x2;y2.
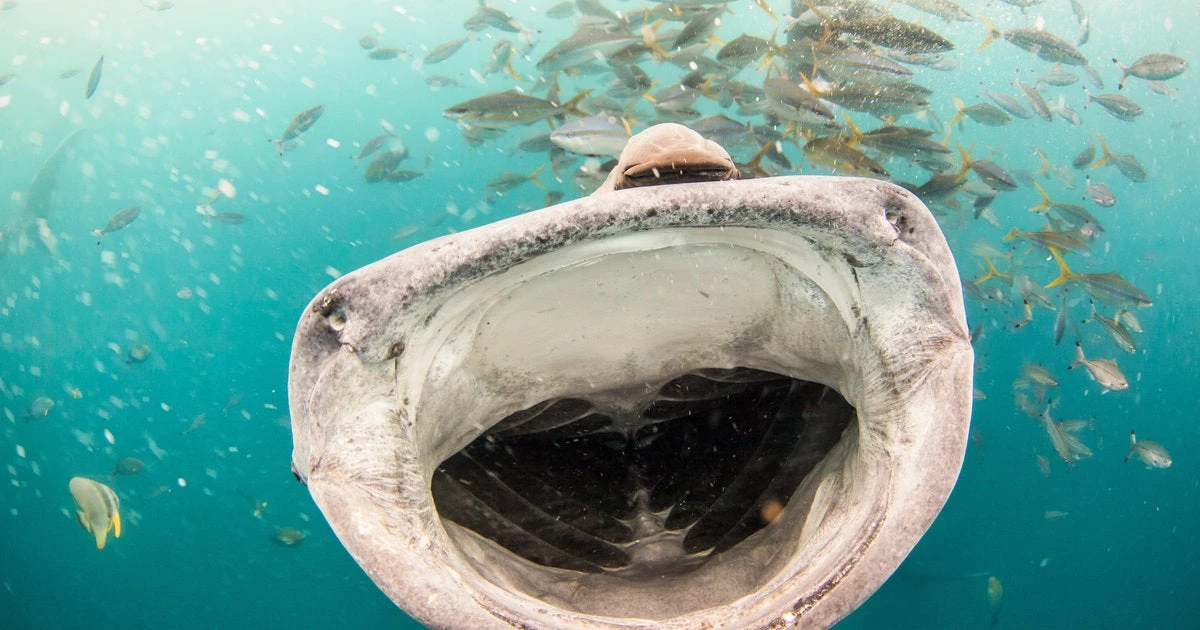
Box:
1;0;1196;627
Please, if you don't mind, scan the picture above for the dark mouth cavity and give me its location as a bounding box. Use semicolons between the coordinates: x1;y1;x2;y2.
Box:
431;367;855;575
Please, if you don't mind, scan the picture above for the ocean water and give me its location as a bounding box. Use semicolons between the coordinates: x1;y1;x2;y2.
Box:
1;0;1197;628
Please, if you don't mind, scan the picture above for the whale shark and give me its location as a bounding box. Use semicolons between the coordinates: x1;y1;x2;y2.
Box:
288;124;973;629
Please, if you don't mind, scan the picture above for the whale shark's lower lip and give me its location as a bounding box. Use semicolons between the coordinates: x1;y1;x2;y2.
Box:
288;176;973;629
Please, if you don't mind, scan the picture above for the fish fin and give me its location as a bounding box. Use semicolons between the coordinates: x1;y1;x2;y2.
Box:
976;13;999;51
841;112;862;145
948;95;965;126
560;89;592;117
1090;132;1112;170
1112;58;1129;90
1029;180;1052;213
795;72;822;97
1001;227;1021;243
528;164;546;190
1072;341;1086;369
1045;248;1073;288
76;510;92;533
112;509;121;538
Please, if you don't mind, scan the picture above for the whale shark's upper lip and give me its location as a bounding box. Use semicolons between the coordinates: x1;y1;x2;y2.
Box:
618;152;739;189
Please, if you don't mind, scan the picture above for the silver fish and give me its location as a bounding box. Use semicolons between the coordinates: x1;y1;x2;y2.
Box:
271;104;324;154
1085;177;1116;207
1126;431;1171;468
1070;342;1128;393
1084;89;1144;121
1114;54;1188;89
550;114;631;157
85;55;103;99
92;206;141;242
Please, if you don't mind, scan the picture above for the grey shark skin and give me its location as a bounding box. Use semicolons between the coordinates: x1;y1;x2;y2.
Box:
289;137;973;627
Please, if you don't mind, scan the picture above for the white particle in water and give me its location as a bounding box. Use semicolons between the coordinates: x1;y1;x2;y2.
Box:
177;477;187;487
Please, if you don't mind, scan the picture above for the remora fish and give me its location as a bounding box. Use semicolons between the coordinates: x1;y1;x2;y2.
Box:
271;104;325;155
70;477;121;549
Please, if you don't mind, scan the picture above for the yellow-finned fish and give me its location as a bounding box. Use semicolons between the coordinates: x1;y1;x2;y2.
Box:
69;477;121;549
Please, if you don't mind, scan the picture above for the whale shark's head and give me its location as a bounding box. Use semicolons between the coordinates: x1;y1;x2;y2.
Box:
288;125;972;629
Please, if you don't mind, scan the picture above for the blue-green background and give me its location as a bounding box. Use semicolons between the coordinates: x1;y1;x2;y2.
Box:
1;0;1196;627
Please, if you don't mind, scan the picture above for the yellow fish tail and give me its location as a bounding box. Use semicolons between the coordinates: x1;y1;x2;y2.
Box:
1045;248;1074;289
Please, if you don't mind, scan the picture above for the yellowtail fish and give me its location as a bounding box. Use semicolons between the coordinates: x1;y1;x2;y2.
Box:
1113;53;1188;89
982;90;1032;119
1126;430;1172;468
762;77;839;130
271;104;324;155
1084;88;1144;121
443;89;591;130
423;36;473;65
1003;226;1091;256
1012;72;1052;121
550;114;631;157
1090;133;1147;182
901;0;972;23
1070;342;1128;393
802;135;889;178
70;477;121;549
1072;137;1095;169
353;133;392;164
536;28;641;72
363;150;408;183
92;206;141;242
1028;181;1103;232
950;95;1011;126
487;165;546;194
815;49;915;85
1045;249;1152;307
979;15;1089;66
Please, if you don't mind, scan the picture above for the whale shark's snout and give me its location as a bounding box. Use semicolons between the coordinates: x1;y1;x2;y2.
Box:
288;126;972;629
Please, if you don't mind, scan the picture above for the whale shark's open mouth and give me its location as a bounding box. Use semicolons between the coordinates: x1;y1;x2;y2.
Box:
288;176;972;629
